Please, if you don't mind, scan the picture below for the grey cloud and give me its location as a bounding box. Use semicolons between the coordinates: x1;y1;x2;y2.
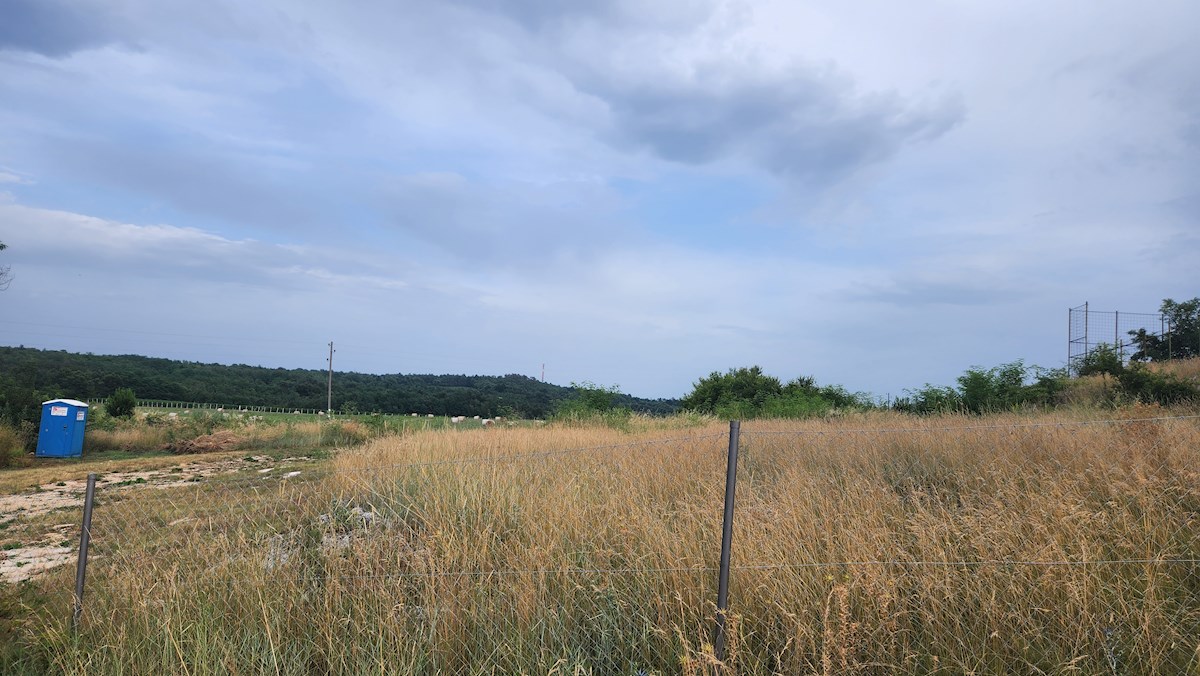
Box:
583;62;963;182
2;203;425;298
41;136;333;234
8;209;297;288
0;0;122;57
1164;191;1200;218
851;276;1022;308
446;0;716;33
379;172;625;269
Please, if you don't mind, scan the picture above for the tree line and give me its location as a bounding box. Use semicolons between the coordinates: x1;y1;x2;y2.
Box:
0;346;680;422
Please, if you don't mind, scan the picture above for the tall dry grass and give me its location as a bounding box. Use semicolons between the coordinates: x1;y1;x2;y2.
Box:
1153;356;1200;386
12;409;1200;674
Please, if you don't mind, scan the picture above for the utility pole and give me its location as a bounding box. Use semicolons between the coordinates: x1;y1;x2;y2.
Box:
326;341;335;415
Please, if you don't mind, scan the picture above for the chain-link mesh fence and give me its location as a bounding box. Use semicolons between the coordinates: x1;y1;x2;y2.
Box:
1068;303;1170;371
53;415;1200;673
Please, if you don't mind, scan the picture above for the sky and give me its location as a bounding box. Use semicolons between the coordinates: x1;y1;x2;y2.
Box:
0;0;1197;401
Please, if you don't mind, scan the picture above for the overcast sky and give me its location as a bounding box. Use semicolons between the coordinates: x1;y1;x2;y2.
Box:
1;0;1197;400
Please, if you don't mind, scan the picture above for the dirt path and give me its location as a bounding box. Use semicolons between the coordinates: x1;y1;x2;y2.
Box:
0;455;309;583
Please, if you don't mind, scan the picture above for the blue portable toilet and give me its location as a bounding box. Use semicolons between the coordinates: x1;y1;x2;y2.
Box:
36;399;90;458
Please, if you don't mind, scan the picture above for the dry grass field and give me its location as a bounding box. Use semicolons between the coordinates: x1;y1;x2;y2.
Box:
3;407;1200;674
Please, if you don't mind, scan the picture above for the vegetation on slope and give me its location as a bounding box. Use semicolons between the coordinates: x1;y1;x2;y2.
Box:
0;346;679;420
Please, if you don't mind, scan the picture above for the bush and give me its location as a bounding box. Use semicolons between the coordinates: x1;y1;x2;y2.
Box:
1077;343;1123;377
896;361;1065;415
0;386;46;452
1063;347;1197;407
0;424;21;468
893;385;962;414
1117;364;1198;405
682;367;782;413
105;388;137;418
552;382;632;428
681;366;869;419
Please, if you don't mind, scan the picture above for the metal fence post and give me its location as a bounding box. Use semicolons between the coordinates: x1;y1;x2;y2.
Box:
73;473;97;631
713;420;741;670
1084;301;1089;355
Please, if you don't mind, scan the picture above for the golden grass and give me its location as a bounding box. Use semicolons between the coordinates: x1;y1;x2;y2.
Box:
84;425;172;452
1152;356;1200;385
8;409;1200;674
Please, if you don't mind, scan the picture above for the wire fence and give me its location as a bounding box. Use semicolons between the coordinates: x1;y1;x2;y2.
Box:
51;416;1200;673
1068;302;1169;371
84;398;330;415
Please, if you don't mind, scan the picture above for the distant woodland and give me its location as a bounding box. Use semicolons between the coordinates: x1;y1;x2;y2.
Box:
0;347;679;418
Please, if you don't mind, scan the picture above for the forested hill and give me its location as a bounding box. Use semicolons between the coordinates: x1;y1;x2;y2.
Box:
0;347;679;418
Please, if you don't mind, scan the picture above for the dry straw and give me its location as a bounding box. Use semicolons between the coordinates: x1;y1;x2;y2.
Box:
16;409;1200;674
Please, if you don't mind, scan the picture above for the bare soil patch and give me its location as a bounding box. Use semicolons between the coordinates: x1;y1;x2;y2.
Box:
0;454;308;583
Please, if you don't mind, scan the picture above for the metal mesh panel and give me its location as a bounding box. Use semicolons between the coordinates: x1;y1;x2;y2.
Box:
1068;303;1169;371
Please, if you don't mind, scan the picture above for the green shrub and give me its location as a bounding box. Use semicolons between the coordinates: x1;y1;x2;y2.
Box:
1066;345;1197;407
681;366;869;419
552;382;633;428
682;366;782;414
893;384;962;414
0;386;46;452
321;421;370;446
105;388;137;418
0;424;20;468
896;361;1066;415
1116;365;1198;405
1077;343;1124;377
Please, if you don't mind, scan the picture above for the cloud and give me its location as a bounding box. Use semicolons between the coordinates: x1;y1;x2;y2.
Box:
377;171;629;268
0;168;32;184
851;276;1021;308
447;0;718;32
1;203;376;291
33;135;337;235
0;0;124;57
1;0;1198;401
581;60;963;182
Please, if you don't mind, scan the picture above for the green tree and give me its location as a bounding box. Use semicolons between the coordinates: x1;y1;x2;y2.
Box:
956;360;1037;413
0;240;10;290
105;388;138;418
681;366;783;414
1128;297;1200;361
682;366;867;419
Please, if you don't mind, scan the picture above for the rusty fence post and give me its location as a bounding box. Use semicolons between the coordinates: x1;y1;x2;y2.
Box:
72;473;97;631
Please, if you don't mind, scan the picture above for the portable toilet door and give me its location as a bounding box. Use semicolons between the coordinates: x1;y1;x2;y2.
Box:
36;399;89;458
